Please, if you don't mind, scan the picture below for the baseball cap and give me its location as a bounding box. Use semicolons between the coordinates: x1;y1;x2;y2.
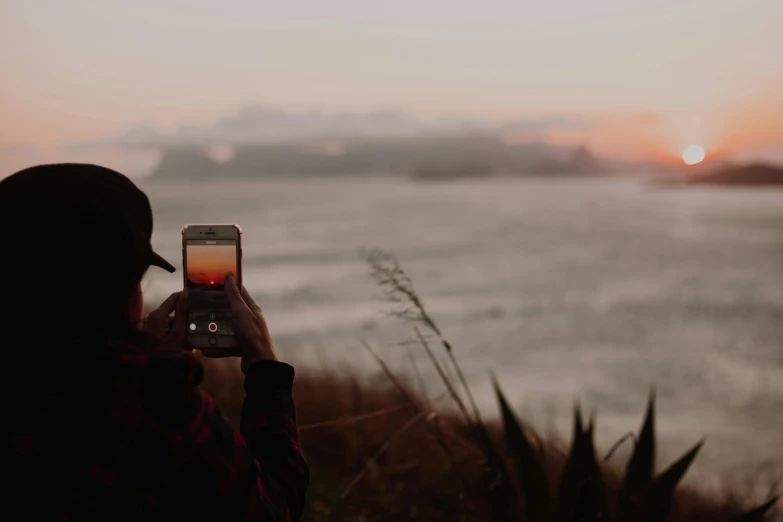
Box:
0;163;175;275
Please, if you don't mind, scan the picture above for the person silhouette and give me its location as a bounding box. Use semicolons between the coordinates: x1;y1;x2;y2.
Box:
3;163;309;521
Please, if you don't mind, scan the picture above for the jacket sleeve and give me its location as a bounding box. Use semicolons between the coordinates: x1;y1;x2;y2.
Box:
183;360;310;522
239;360;310;521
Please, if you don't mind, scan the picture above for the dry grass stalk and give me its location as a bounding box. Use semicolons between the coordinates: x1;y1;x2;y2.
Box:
366;249;483;424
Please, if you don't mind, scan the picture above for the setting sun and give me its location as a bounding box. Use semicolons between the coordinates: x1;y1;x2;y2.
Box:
682;145;706;165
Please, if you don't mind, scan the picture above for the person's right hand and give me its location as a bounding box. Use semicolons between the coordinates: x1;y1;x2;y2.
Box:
203;273;278;373
144;289;190;353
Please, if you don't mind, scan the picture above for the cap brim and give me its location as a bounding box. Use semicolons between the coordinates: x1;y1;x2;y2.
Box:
150;251;176;273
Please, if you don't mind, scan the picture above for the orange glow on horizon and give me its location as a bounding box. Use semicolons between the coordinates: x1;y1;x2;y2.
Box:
711;98;783;161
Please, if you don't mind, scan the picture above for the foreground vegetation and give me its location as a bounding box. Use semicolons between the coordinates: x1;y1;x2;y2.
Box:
200;251;779;521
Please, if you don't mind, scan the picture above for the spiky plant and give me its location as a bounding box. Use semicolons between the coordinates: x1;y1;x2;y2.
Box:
494;383;778;522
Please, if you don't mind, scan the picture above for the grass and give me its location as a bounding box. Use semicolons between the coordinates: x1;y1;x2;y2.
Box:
197;250;779;521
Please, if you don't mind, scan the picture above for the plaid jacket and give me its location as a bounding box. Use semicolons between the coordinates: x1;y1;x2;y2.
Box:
9;338;309;521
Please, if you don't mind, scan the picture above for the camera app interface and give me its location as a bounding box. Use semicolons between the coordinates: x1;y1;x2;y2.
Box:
185;240;237;336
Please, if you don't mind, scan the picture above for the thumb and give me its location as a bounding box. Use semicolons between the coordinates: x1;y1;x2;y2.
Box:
224;273;247;312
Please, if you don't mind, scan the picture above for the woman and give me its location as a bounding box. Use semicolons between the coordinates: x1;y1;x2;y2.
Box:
3;163;309;521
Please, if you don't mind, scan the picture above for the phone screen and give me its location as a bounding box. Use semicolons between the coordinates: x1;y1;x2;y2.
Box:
185;239;237;336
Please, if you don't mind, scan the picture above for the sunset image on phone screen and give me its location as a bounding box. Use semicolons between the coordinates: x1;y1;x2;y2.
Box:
186;241;236;291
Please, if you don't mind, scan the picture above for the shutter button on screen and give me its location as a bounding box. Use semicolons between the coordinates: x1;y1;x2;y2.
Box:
208;322;218;332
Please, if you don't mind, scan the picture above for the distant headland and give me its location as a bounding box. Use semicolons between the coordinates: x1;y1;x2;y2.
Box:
686;163;783;186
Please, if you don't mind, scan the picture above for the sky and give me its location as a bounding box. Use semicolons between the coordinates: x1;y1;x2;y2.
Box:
1;0;782;171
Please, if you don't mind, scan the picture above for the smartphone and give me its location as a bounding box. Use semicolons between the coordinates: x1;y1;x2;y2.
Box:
181;224;242;348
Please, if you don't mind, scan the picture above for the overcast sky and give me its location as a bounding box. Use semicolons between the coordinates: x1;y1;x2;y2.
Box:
1;0;781;163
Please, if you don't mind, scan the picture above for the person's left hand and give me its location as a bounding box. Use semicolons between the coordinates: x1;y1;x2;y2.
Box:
143;290;190;351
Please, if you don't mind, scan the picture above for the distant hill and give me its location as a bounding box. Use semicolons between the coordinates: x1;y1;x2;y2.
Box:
152;134;611;179
688;163;783;186
154;148;219;180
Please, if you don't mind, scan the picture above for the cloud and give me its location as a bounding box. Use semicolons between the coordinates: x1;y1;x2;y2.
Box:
72;105;591;148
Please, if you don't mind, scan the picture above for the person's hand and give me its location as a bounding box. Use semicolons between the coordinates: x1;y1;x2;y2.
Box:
202;273;278;372
143;290;190;352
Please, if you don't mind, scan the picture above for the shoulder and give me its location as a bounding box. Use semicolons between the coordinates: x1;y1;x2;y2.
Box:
128;351;238;450
111;347;212;434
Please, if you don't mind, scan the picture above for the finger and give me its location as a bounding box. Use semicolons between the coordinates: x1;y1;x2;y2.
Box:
167;289;190;342
153;292;181;315
240;286;263;314
144;309;169;335
146;293;179;332
224;273;248;312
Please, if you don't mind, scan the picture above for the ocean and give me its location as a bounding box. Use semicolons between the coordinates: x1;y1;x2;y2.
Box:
140;175;783;486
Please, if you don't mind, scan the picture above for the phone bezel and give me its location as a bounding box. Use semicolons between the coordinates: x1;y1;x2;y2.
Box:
181;224;242;348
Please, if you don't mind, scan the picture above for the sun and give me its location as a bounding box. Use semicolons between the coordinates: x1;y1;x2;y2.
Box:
682;145;706;165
